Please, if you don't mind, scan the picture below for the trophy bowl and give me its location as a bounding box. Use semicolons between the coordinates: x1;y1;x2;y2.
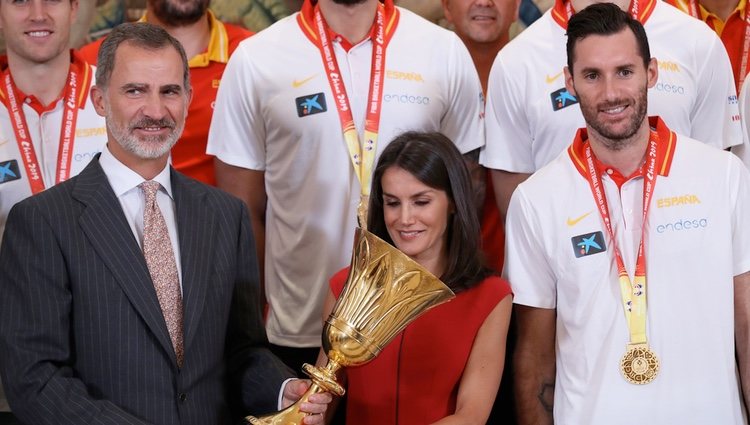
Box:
246;227;455;424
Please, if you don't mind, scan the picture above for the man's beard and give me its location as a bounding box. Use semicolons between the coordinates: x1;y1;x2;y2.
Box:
579;87;648;151
151;0;209;27
107;115;182;160
332;0;369;5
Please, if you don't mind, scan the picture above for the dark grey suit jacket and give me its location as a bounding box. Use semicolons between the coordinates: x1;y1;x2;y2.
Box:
0;157;293;425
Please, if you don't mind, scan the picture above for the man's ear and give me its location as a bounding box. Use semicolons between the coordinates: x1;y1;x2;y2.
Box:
69;0;79;25
513;0;522;21
90;85;106;117
441;0;453;24
564;66;577;97
646;57;658;89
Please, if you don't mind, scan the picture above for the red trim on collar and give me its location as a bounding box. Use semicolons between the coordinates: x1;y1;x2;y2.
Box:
550;0;571;29
297;0;398;49
0;50;92;114
567;116;677;188
552;0;657;30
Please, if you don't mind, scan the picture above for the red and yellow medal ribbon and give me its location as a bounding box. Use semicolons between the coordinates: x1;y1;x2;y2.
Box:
313;4;389;228
581;132;659;347
3;67;82;195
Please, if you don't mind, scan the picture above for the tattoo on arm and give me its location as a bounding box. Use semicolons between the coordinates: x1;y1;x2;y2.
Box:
538;380;555;413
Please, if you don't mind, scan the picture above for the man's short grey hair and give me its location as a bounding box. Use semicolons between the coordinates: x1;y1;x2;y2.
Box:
95;22;191;92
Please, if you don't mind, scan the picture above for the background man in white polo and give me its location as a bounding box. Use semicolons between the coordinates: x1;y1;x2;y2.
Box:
506;4;750;423
482;0;742;220
0;0;107;239
0;0;106;420
441;0;519;421
206;0;484;373
442;0;518;274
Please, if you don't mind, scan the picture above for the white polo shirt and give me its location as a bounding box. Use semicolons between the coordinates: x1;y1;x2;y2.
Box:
0;54;107;243
505;117;750;424
206;2;484;347
481;0;742;174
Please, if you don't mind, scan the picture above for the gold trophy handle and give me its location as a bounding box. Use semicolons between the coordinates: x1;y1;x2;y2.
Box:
245;361;344;425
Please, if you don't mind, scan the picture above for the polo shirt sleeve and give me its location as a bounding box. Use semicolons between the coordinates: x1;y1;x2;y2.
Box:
480;52;536;174
439;34;485;154
730;154;750;276
504;183;557;308
689;32;742;150
206;42;267;171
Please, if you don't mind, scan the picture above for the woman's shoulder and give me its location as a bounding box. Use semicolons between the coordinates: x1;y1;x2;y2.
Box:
463;275;513;305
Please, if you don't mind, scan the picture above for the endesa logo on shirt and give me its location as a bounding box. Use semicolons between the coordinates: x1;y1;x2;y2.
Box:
654;82;685;95
296;92;328;118
0;159;21;185
571;231;607;258
550;88;578;111
655;218;708;233
383;93;430;105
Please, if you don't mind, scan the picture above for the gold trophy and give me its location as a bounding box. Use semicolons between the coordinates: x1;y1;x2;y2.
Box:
246;227;455;424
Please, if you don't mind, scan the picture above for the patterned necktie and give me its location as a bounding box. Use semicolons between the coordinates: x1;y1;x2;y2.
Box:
140;180;184;367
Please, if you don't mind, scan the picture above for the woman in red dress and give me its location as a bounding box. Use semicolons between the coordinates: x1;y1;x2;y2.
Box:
319;131;513;425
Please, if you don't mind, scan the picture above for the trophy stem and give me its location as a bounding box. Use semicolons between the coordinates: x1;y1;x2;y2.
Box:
244;359;345;425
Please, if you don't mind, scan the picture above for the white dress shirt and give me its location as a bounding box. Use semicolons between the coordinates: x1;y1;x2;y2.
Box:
98;145;183;290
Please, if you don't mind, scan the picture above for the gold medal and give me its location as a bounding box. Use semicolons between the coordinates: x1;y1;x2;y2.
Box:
620;344;659;385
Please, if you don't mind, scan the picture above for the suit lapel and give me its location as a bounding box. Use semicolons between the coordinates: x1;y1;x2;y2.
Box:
73;158;177;366
171;170;215;353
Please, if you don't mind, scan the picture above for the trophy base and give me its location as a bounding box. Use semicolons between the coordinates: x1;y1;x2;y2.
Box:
246;402;308;425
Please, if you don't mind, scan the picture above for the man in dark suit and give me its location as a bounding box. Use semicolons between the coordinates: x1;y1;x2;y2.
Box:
0;23;329;425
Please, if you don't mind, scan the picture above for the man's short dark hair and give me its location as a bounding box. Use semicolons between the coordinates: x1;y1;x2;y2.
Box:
566;3;651;73
95;22;191;92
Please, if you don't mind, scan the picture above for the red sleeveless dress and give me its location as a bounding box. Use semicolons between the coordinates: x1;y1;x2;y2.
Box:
329;268;511;424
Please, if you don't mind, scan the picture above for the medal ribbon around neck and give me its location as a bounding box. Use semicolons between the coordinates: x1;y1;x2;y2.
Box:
582;132;660;383
4;68;81;195
313;4;388;229
688;0;750;89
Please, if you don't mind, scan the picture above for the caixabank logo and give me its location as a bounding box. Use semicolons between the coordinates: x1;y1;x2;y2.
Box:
571;231;607;258
296;92;327;118
550;88;579;111
0;159;20;185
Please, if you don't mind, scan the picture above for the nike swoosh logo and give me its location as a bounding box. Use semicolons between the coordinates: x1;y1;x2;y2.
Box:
292;75;317;88
0;139;7;148
567;211;592;227
546;71;564;84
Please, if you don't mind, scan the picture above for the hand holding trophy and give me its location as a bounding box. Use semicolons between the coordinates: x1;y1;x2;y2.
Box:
246;227;455;424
